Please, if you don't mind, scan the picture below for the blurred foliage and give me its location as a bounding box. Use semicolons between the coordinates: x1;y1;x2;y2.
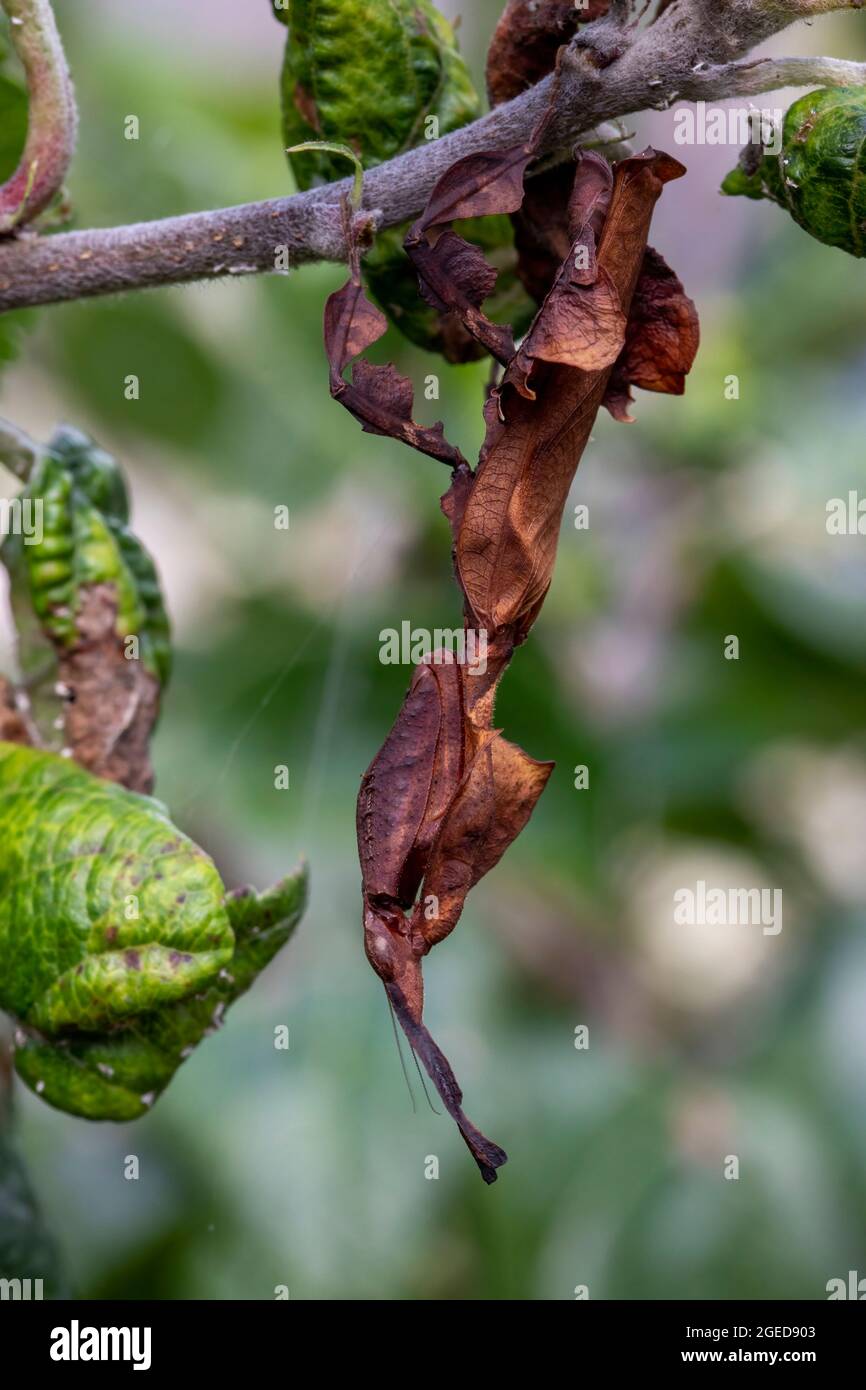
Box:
0;1055;66;1296
0;0;864;1300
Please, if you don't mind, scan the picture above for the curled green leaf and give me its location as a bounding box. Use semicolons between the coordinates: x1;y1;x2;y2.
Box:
274;0;478;183
1;424;171;790
0;742;307;1121
286;140;364;209
722;88;866;258
2;424;170;687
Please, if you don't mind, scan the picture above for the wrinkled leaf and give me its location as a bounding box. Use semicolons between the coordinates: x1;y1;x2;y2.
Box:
722;87;866;258
325;237;467;468
1;425;172;791
359;650;549;1183
274;0;479;187
413;730;553;949
455;151;691;634
603;246;700;422
0;742;307;1121
405;145;539;364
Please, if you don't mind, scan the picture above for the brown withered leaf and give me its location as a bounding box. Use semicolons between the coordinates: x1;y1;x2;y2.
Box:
567;145;616;241
405;145;537;365
357;662;447;908
412;731;553;950
359;707;506;1181
358;656;552;1184
511;163;576;304
509;153;624;395
59;584;161;795
486;0;612;106
603;246;700;422
510;144;614;327
325;236;467;468
412;146;538;233
440;461;476;546
456;151;687;634
357;655;472;910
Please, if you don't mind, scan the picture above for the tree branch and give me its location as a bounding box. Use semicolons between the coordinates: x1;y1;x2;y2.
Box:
0;0;862;312
0;0;77;233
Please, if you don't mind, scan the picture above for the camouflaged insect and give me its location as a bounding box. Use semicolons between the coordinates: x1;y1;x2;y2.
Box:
0;742;307;1121
271;0;536;357
723;88;866;258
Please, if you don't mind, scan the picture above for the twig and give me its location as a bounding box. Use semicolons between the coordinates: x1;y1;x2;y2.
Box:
0;415;43;480
0;0;862;311
0;0;77;233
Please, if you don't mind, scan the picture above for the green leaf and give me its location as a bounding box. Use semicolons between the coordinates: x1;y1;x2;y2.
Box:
1;425;173;697
722;88;866;257
0;742;307;1121
0;1101;66;1295
275;0;479;187
271;0;536;357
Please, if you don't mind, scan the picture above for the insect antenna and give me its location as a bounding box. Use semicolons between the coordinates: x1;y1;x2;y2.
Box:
386;989;417;1113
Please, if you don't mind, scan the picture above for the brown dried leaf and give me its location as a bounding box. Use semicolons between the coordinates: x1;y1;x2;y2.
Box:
440;461;476;547
409;229;515;365
357;662;445;908
324;254;466;468
603;245;701;421
456;150;688;633
509;161;627;393
486;0;612;105
414;732;554;950
413;145;537;235
405;144;537;365
513;265;625;381
356;644;552;1184
511;163;576;304
58;584;161;795
567;146;616;242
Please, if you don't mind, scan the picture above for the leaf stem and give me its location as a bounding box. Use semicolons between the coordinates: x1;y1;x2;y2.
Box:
286;141;366;211
0;0;77;234
0;416;43;480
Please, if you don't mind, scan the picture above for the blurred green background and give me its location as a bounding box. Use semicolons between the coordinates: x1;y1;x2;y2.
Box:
1;1;865;1300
